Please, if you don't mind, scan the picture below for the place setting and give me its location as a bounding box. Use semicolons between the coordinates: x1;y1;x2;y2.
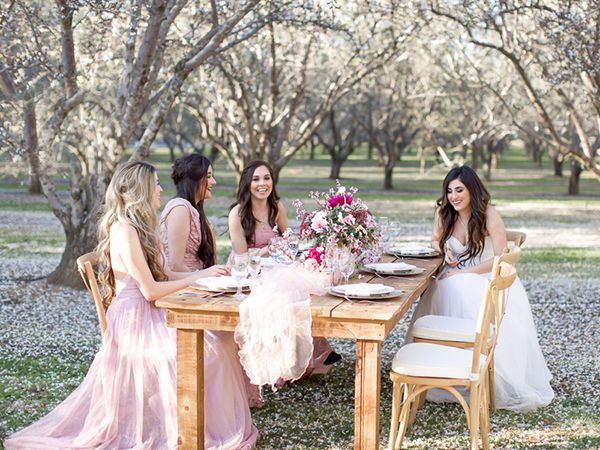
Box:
387;244;440;258
361;261;426;277
328;282;404;302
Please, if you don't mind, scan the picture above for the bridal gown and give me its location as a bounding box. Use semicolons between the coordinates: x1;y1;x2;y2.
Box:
407;236;554;412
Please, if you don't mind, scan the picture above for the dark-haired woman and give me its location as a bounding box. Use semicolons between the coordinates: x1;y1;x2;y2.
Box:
407;165;553;412
229;160;340;379
229;160;288;256
159;153;258;449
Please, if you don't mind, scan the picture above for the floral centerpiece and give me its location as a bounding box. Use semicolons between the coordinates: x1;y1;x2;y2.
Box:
292;181;380;270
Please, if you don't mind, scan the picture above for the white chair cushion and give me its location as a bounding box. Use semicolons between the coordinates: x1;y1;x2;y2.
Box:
412;315;476;342
391;343;483;380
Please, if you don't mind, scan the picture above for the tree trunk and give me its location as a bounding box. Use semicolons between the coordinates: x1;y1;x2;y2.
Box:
383;163;394;190
367;141;373;160
329;157;342;179
470;143;479;171
419;147;426;175
29;174;42;194
47;220;98;288
568;159;582;196
553;154;563;177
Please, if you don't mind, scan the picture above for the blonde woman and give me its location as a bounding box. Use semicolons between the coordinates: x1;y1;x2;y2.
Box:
4;162;258;449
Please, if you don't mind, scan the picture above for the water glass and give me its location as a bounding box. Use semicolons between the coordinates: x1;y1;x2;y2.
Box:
337;247;356;285
390;221;401;246
247;248;261;278
288;234;300;258
268;236;292;264
231;254;249;300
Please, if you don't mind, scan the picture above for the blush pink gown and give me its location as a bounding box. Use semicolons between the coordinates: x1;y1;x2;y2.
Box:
160;198;258;448
4;275;178;450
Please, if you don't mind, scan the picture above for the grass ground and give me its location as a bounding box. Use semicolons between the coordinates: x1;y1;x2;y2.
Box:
0;149;599;448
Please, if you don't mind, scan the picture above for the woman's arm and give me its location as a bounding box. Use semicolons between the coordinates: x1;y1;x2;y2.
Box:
431;209;443;253
164;205;192;272
276;200;289;231
112;223;200;301
229;205;249;255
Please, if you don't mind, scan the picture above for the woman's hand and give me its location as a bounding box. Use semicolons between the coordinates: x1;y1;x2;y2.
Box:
444;252;460;268
198;265;230;278
439;268;461;280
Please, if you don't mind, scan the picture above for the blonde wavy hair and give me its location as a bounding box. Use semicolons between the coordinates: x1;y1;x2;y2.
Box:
97;161;167;307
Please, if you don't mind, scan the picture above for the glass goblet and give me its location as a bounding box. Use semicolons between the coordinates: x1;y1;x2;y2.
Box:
337;247;356;286
231;254;249;300
247;248;261;278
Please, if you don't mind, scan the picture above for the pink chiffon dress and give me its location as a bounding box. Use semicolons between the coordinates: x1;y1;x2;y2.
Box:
4;274;179;450
229;225;335;377
159;198;258;448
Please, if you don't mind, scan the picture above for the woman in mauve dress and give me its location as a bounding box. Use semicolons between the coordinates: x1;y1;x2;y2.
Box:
159;153;258;448
228;160;341;378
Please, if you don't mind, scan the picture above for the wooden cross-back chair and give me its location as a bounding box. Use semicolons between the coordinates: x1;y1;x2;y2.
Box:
388;260;518;450
76;251;107;338
411;244;522;412
506;229;526;248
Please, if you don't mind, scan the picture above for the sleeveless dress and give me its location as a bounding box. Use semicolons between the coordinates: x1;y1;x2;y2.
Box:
159;198;258;448
228;224;335;377
406;236;554;412
4;274;179;449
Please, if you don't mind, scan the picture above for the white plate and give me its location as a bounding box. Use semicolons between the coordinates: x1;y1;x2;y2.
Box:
260;257;276;267
363;263;425;276
195;276;250;292
388;245;438;257
364;262;416;274
329;287;404;300
332;283;394;296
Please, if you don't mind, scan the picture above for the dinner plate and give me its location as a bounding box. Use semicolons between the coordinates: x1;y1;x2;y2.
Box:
331;283;394;296
387;245;439;258
329;285;403;300
363;262;426;276
195;276;250;292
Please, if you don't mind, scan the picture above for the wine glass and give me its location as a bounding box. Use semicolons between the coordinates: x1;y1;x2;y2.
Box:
268;236;292;264
288;234;300;259
247;248;261;278
390;220;401;246
231;254;249;300
337;247;356;286
324;243;341;285
379;217;390;251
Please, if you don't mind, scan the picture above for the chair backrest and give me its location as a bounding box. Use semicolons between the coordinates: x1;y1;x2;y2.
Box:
76;251;107;338
506;229;526;248
470;260;517;378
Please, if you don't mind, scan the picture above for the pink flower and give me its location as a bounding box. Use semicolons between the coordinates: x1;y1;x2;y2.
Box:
310;211;328;233
327;194;353;208
342;214;355;225
306;246;324;265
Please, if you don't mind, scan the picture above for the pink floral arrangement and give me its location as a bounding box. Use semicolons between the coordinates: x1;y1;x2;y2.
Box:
293;181;380;268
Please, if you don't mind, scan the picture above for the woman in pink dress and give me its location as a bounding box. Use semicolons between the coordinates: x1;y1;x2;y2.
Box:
228;160;341;375
4;161;218;449
159;153;258;447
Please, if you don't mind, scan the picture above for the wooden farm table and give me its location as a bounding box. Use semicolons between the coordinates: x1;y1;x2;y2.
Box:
155;255;442;450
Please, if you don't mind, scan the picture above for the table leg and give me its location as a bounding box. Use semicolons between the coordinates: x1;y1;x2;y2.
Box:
354;339;382;450
177;329;204;450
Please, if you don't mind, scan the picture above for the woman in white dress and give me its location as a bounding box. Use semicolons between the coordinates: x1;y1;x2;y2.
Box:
407;165;554;412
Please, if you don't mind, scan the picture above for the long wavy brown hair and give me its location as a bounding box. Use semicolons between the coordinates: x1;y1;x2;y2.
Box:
230;160;281;245
171;154;216;267
436;165;491;264
97;161;167;308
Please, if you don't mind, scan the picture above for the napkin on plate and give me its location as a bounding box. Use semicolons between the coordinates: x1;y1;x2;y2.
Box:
336;283;392;296
367;262;416;274
196;276;238;290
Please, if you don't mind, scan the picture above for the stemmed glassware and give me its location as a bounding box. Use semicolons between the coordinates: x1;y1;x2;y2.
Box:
390;220;401;246
378;216;390;251
268;236;292;264
247;248;261;279
231;254;249;300
287;233;300;259
337;247;356;286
